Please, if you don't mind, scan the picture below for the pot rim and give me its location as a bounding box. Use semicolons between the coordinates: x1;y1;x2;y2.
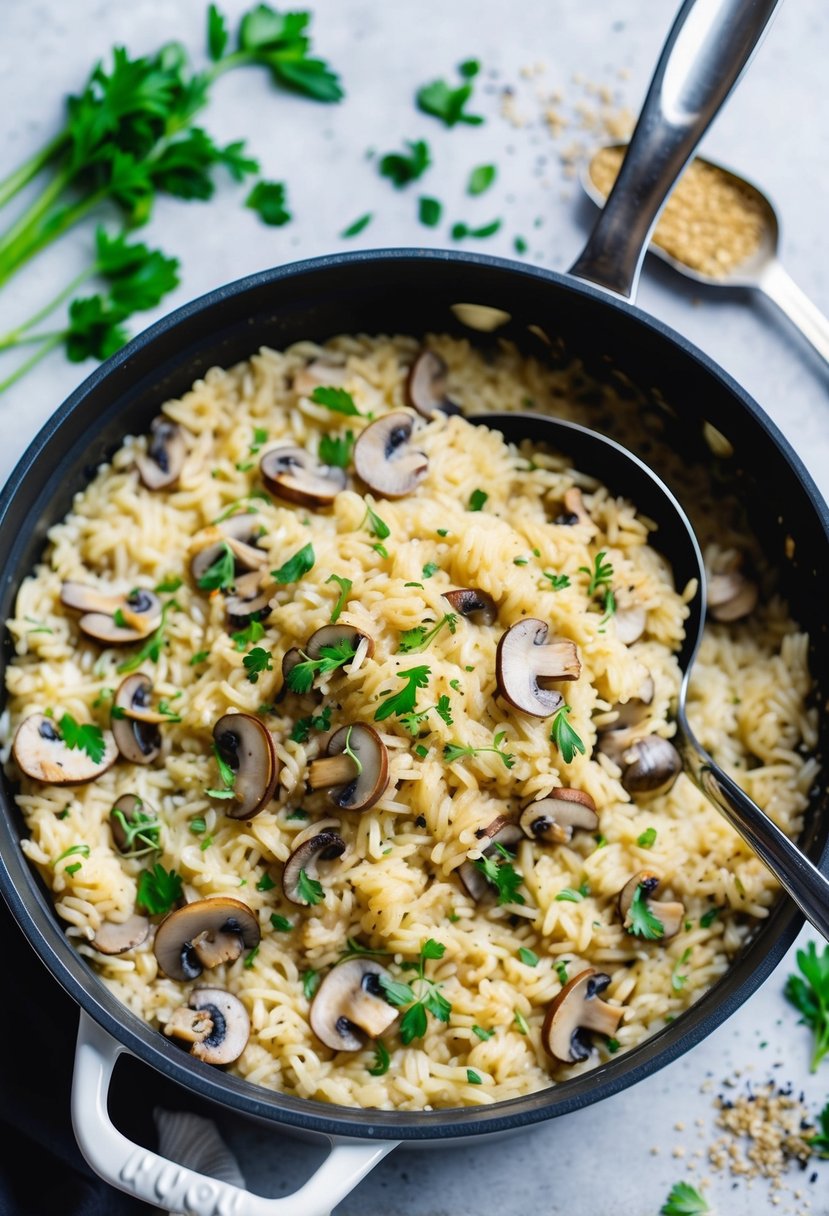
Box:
0;247;825;1140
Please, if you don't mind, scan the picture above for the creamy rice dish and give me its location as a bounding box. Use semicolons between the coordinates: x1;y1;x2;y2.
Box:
2;334;817;1110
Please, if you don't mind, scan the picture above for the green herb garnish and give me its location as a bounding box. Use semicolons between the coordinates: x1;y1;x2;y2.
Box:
785;940;829;1071
297;868;324;906
302;968;320;999
368;1039;391;1075
362;502;390;539
290;704;332;743
379;139;431;187
416;64;483;127
243;645;273;683
270;914;292;931
246;180;290;226
418;196;442;227
672;947;692;992
319;430;354;468
398;612;456;653
197;541;236;591
378;939;451;1044
550;705;585;764
111;806;161;856
232;619;265;651
542;572;570;591
398;694;453;736
272;542;315;583
637;827;657;849
57;713;105;763
443;730;515;769
285;637;359;694
340;213;372;238
451;219;501;240
660;1182;709;1216
373;665;431;722
467;164;496;196
518;947;539;967
468;488;488;511
326;573;352;623
136;863;182;916
626;883;665;940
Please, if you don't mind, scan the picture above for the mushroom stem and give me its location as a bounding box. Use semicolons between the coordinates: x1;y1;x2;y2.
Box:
308;753;358;789
164;1007;213;1044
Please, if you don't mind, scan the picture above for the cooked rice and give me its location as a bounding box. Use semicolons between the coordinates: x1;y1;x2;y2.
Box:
1;334;817;1110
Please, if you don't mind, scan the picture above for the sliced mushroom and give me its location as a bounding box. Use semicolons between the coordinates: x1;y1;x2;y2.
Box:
614;604;647;645
109;793;159;855
617;870;685;940
260;446;347;508
91;912;150;955
153;897;260;982
520;788;598;845
292;358;348;399
212;712;280;819
307;724;389;811
707;570;758;622
621;736;682;796
458;816;523;901
542;967;624;1064
282;829;346;905
404;350;461;418
496;619;581;717
225;570;272;630
60;582;162;644
111;674;163;765
282;624;374;694
165;988;250;1066
135;416;186;490
12;713;118;785
442;587;497;626
310;957;398;1052
190;515;267;585
555;487;592;527
353;412;428;499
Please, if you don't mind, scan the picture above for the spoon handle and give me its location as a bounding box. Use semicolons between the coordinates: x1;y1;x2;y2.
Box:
680;732;829;942
570;0;781;300
758;260;829;368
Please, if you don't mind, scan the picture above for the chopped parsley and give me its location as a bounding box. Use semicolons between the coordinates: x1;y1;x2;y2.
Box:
637;827;657;849
514;235;528;254
246;180;290;226
189;649;210;666
422;561;439;579
466;1069;482;1084
285;637;359;694
468;488;488;511
155;576;183;593
340;212;372;238
189;816;206;835
416;63;484;127
443;730;515;769
272;542;315;584
555;886;587;903
302;968;320;999
700;907;720;928
451;218;501;240
249;426;268;453
626;883;665;940
554;960;569;985
326;573;352;623
207;740;236;799
398;612;456;653
256;873;276;892
418;196;442;227
809;1101;829;1158
232;619;265;651
368;1040;391;1075
111;805;160;856
270;914;293;932
53;843;90;867
290;704;333;743
472;1025;493;1040
57;713;106;763
660;1182;709;1216
542;571;570;591
362;502;390;540
310;385;363;416
467;164;496;196
398;694;453;736
297;868;324;906
114;597;175;672
475;843;525;906
672;948;692;992
319;430;354;468
374;665;431;722
785;939;829;1071
379;139;431;187
550;705;585;764
136;863;182;916
378;939;451;1044
197;541;236;591
518;947;539;967
243;645;273;683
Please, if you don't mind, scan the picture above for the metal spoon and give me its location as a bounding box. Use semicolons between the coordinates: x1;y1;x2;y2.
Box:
473;411;829;942
581;143;829;368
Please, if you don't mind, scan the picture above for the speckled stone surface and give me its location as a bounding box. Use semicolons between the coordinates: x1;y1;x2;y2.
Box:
0;2;827;1213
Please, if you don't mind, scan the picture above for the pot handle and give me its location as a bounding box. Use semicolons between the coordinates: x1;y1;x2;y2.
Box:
569;0;781;300
72;1012;399;1216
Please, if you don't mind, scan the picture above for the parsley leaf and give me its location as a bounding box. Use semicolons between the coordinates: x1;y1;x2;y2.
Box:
136;863;182;916
417;66;484;127
379;939;451;1043
809;1101;829;1158
518;947;539;967
231;619;265;652
472;1025;493;1040
197;540;236;591
555;887;585;903
58;713;105;764
116;600;176;673
475;846;525;905
363;502;390;539
243;645;273;683
234;7;343;102
297;868;324;906
468;488;488;511
443;730;515;769
285;637;359;694
326;573;352;623
422;561;439;579
272;542;315;584
451;219;501;240
626;883;665;940
467;164;496;196
700;907;720;928
368;1039;391;1075
379;139;431;187
290;704;332;743
466;1069;482;1084
660;1182;709;1216
637;827;657;848
110;804;160;857
784;940;829;1071
374;665;431;722
542;571;570;591
270;913;292;931
340;212;373;238
310;385;363;416
398;612;457;653
207;740;236;799
398;694;453;736
550;705;585;764
319;430;354;468
302;968;320;999
418;196;442;227
245;180;291;226
207;4;229;59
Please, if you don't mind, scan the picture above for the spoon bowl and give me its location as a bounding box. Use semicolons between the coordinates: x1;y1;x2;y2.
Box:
474;410;829;942
582;142;829;367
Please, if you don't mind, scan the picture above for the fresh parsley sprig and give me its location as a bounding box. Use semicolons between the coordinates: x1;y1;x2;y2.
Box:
475;842;525;905
398;612;457;653
785;940;829;1072
660;1182;709;1216
207;740;236;799
374;665;431;722
326;573;352;623
136;863;183;916
243;645;273;683
416;60;483;127
379;939;452;1044
443;729;515;769
290;704;332;743
57;713;106;763
379;139;431;188
579;550;616;622
198;541;236;591
626;883;665;940
111;805;161;857
550;705;585;764
399;694;453;736
285;637;359;695
116;599;178;674
272;542;315;584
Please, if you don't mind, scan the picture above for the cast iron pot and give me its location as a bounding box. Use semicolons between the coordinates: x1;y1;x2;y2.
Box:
0;1;826;1213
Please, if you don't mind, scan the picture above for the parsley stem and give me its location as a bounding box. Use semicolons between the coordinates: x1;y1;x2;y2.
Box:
0;266;93;349
0;133;67;211
0;165;74;264
0;187;106;288
0;334;62;394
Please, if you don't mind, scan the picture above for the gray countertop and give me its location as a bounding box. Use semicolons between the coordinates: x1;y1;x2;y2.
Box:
1;1;827;1213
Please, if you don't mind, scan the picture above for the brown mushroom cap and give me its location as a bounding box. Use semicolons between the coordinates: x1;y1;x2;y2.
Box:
164;987;251;1066
307;724;389;811
310;957;398;1052
259;445;347;507
282;829;346;905
353;412;428;499
60;583;162;644
621;736;682;796
442;587;497;626
212;712;280;820
404;350;461;419
542;967;624;1063
496;619;581;717
12;713;118;785
617;870;685;940
190;515;267;585
109;793;159;855
458;816;523;901
135;416;186;491
153;897;260;982
520;789;599;844
555;487;593;528
92;912;150;955
225;570;271;629
707;570;758;622
111;674;162;765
